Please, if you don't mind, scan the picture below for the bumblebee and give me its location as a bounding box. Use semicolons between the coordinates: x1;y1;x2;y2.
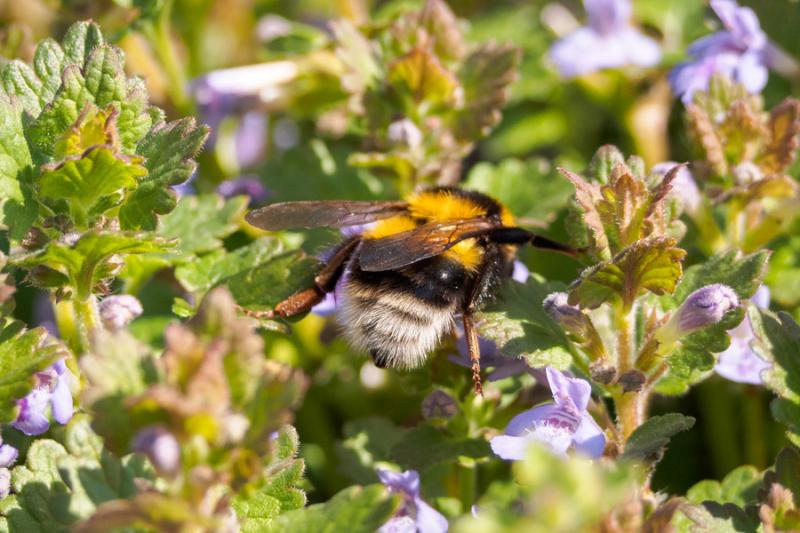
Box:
245;186;577;394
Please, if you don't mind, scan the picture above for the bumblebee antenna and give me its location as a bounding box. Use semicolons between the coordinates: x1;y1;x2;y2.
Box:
462;312;483;396
488;227;583;257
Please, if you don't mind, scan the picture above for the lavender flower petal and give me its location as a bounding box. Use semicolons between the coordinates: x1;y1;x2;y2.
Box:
414;498;449;533
13;388;51;436
585;0;630;35
572;412;606;457
0;445;18;468
50;376;73;425
546;367;591;413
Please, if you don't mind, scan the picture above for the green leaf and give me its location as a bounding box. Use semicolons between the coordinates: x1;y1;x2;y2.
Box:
750;309;800;445
0;92;36;241
390;424;490;472
234;425;307;532
477;276;573;369
687;466;762;508
336;417;407;485
675;250;770;302
6;416;153;531
223;250;321;313
453;43;518;141
156;194;246;262
0;325;65;423
61;21;104;67
38;146;146;228
464;158;572;223
175;237;284;295
2;61;44;117
621;413;695;462
388;48;457;108
14;230;173;298
267;485;399;533
569;237;686;309
119;118;209;230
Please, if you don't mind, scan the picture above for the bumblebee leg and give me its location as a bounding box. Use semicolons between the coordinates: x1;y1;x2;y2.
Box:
462;312;483;397
243;236;361;320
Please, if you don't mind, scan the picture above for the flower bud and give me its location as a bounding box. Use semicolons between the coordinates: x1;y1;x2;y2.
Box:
99;295;143;331
387;118;423;150
543;292;591;340
133;426;181;475
0;468;9;499
216;176;269;205
657;284;739;345
421;390;458;420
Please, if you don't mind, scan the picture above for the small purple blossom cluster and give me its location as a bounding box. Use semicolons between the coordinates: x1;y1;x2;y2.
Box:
13;358;74;436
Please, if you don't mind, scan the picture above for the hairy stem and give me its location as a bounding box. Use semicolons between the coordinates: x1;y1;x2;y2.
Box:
53;297;79;355
73;296;101;355
616;389;648;442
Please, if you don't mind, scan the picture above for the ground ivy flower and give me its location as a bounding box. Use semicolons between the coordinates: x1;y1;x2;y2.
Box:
548;0;661;78
133;426;181;475
669;0;771;103
490;367;605;460
656;284;739;346
715;285;771;384
99;295;143;331
0;434;17;499
377;468;448;533
217;176;269;205
13;358;74;436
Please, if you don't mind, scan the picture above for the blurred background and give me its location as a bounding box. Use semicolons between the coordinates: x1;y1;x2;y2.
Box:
2;0;799;503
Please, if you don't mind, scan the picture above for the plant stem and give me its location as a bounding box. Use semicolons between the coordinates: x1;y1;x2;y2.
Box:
458;463;477;512
53;298;79;355
144;0;190;114
616;390;647;442
72;296;101;355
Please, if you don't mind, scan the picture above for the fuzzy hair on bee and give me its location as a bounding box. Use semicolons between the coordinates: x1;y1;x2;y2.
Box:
244;186;579;394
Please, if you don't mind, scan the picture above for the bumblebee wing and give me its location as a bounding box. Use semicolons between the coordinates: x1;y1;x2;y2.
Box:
357;218;496;272
245;201;409;230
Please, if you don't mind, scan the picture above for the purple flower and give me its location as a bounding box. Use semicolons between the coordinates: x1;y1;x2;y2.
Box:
511;260;529;283
543;292;594;341
216;176;269;205
548;0;661;78
715;285;771;384
13;358;74;436
490;367;605;460
377;468;448;533
133;426;181;475
99;295;143;331
669;0;772;103
657;284;739;346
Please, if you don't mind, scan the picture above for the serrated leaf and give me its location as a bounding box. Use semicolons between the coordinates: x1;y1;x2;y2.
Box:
587;145;626;185
82;46;126;108
750;309;800;445
759;98;800;174
477;276;573;369
7;417;152;531
2;61;43;117
156;194;246;261
234;425;306;532
14;230;173;297
38;146;146;228
390;424;490;471
175;237;284;295
0;326;64;423
675;250;770;302
267;485;399;533
569;237;686;309
687;466;762;508
464;158;572;223
0;91;36;241
419;0;465;62
453;43;518;141
32;38;65;105
119;118;209;230
61;21;104;67
388;48;457;107
621;413;695;462
223;250;321;313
